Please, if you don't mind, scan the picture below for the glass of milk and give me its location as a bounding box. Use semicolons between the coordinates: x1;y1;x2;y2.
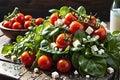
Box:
110;9;120;32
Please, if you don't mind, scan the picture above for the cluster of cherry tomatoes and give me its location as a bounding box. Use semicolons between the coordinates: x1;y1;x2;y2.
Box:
2;13;44;29
20;51;71;73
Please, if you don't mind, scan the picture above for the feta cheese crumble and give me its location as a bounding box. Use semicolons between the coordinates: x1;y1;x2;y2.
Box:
107;67;114;74
51;71;59;79
91;45;98;52
85;26;94;34
11;55;17;62
74;70;79;75
34;68;39;73
73;40;81;47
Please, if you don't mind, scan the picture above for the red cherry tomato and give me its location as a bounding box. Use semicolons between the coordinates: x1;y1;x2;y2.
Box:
88;16;96;26
35;18;44;26
20;51;35;67
63;13;77;26
50;13;59;25
24;21;31;29
16;13;25;23
57;59;71;73
93;26;107;41
56;33;72;49
10;17;16;24
25;15;33;21
12;22;22;29
3;21;12;28
69;21;84;34
38;55;52;70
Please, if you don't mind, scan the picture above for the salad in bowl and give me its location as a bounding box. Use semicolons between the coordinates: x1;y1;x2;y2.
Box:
1;6;120;78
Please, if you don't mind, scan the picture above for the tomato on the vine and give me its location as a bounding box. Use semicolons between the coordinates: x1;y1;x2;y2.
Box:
10;17;16;24
3;21;12;28
24;21;31;29
35;18;44;26
25;15;33;21
16;13;25;23
56;33;72;49
38;55;52;70
20;51;35;67
88;16;96;26
57;59;71;73
50;13;59;25
69;21;84;34
93;26;107;41
63;13;77;26
12;22;22;29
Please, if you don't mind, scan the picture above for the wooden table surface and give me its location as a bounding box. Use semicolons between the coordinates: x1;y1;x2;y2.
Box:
0;23;119;80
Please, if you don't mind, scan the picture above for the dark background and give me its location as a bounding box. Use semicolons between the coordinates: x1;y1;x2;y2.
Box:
0;0;113;22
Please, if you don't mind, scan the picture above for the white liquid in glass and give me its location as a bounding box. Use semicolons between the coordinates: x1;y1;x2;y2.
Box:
110;9;120;32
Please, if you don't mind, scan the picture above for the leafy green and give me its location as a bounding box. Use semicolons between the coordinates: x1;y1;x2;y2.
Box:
78;55;107;77
2;44;13;54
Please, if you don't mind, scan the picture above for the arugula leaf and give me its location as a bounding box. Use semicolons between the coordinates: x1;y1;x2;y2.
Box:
78;55;107;77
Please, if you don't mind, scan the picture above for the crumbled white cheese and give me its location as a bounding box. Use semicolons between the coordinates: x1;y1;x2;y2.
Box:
83;38;87;41
91;45;98;52
82;45;85;47
87;35;91;39
50;42;57;49
100;44;104;47
107;67;114;74
98;49;105;55
73;40;81;47
74;70;79;75
100;21;107;27
54;47;58;51
86;75;90;78
11;55;17;62
85;26;94;34
34;68;39;73
59;48;63;52
51;71;59;79
54;19;63;26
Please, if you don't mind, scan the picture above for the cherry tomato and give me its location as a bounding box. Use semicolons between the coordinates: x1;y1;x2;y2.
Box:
12;22;22;29
56;33;72;49
24;21;31;29
3;21;12;28
63;13;77;26
35;18;44;26
16;13;25;23
57;59;71;73
25;15;33;21
20;51;35;67
69;21;84;34
38;55;52;70
50;13;59;25
10;17;16;24
88;16;96;26
93;26;107;41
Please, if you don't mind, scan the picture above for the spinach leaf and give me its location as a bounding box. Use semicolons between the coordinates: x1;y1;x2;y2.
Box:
73;30;87;42
59;6;69;18
78;55;107;77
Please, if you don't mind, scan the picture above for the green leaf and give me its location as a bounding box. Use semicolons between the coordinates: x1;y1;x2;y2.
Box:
59;6;69;18
112;30;120;36
78;55;107;77
85;35;99;43
77;6;86;15
72;53;80;69
49;9;59;13
16;36;23;43
73;30;87;42
2;44;13;54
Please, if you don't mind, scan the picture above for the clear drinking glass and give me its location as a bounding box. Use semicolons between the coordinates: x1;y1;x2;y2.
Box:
110;0;120;32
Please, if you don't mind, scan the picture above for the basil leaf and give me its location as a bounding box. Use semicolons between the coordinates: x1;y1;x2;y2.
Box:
78;55;107;77
77;6;86;15
72;53;80;69
2;44;13;54
60;6;69;18
49;9;59;13
112;30;120;36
